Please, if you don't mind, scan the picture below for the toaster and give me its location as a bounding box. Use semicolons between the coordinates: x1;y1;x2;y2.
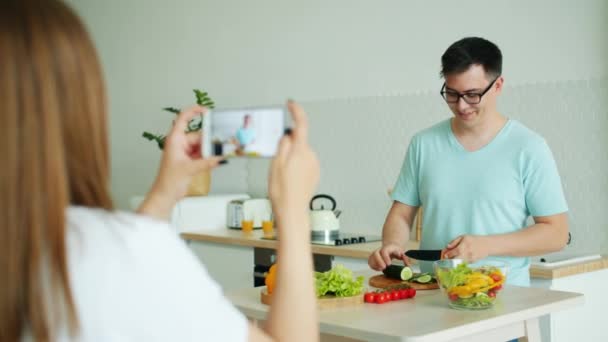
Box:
226;198;272;229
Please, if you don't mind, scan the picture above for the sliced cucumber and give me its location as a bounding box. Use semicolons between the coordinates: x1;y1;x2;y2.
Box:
414;274;432;283
382;265;413;281
400;267;413;281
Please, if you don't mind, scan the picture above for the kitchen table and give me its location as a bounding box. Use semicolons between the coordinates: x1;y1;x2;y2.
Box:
226;272;583;342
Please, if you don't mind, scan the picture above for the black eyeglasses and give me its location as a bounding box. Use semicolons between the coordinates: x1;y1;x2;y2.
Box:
440;76;500;105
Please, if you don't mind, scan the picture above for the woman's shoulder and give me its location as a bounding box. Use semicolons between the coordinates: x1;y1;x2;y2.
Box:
67;206;177;244
67;205;171;231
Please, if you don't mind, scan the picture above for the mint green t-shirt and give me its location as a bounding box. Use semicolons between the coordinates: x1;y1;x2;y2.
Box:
391;119;568;286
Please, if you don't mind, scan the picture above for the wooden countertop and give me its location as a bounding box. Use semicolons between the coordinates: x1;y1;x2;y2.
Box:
226;272;584;341
181;229;419;259
530;255;608;279
181;229;608;280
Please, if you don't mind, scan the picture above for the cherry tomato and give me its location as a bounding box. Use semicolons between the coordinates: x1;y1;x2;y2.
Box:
493;284;503;291
449;293;459;301
390;290;400;301
490;274;502;282
407;288;417;298
364;292;376;303
398;289;409;299
375;293;388;304
488;291;497;298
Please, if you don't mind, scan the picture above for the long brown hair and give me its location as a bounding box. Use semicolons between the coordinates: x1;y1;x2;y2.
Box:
0;0;113;340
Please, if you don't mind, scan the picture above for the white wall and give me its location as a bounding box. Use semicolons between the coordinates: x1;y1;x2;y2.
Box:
67;0;608;252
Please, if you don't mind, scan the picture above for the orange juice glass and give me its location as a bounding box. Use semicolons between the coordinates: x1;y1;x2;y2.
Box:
262;220;274;235
241;219;254;233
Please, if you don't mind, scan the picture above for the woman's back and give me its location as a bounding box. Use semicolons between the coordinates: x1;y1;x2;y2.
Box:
58;207;246;341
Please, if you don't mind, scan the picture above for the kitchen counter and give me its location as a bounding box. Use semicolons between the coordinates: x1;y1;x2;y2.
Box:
182;229;419;259
530;255;608;279
226;271;583;342
181;229;608;279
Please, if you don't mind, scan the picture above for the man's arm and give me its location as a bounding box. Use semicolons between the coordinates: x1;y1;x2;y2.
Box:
446;212;569;260
490;212;569;256
368;201;418;270
383;202;417;246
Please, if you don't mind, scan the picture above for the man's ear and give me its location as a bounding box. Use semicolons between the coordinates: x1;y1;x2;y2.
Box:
495;76;505;94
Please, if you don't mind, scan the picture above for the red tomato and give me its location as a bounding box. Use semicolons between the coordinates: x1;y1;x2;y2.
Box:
488;291;497;298
364;292;376;303
493;284;503;291
398;289;409;299
490;274;502;282
449;293;459;301
390;290;400;301
375;293;388;304
407;288;416;298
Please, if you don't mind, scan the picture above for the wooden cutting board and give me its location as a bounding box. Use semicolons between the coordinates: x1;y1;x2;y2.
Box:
260;289;363;309
368;274;439;290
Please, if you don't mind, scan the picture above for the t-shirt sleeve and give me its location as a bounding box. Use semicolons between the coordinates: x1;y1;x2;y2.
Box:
391;135;421;206
522;138;568;217
126;219;248;342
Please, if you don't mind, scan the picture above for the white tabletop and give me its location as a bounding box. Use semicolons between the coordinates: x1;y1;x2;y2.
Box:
226;275;583;341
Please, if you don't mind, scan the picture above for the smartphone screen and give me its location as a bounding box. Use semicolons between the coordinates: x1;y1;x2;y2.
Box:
203;106;286;158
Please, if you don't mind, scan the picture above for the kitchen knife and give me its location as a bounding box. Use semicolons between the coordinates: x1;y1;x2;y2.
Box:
404;249;446;261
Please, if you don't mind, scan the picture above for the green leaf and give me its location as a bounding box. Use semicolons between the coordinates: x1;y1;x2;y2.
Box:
142;131;166;150
193;89;215;109
314;264;364;298
163;107;181;114
142;88;215;149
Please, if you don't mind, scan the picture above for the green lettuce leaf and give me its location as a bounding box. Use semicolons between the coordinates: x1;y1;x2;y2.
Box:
315;264;364;297
437;263;472;289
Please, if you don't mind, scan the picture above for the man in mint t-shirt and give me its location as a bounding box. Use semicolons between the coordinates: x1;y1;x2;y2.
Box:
368;37;569;286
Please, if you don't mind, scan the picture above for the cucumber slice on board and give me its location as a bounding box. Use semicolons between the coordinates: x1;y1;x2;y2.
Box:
413;274;432;283
400;267;413;281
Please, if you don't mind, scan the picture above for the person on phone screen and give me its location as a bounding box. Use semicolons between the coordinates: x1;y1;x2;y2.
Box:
368;37;569;287
0;1;320;341
234;114;256;155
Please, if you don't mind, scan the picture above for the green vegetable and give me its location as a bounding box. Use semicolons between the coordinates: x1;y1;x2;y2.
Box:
437;263;472;289
452;292;494;309
382;265;413;280
412;274;433;283
315;264;364;298
400;267;414;281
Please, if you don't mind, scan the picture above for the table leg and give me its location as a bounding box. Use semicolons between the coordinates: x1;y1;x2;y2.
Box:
519;317;541;342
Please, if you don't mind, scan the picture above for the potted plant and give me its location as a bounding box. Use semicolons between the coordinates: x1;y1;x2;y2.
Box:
142;89;215;196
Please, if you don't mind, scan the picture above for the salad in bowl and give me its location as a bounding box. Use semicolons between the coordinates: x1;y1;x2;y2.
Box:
434;259;507;310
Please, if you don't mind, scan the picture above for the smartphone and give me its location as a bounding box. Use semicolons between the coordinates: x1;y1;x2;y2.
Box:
202;105;288;158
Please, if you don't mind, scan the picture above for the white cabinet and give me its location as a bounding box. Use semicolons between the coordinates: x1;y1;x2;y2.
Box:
531;268;608;341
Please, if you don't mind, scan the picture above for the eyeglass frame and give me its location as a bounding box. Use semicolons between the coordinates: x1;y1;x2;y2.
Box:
440;75;500;105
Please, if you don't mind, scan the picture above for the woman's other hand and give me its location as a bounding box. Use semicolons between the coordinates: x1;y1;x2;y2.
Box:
268;100;320;227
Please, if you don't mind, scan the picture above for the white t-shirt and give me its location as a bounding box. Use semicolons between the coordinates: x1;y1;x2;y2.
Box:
57;206;248;341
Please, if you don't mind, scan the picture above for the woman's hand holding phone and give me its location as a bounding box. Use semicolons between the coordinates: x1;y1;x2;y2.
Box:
138;105;224;220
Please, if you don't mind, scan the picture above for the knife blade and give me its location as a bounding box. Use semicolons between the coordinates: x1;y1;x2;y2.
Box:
405;249;445;261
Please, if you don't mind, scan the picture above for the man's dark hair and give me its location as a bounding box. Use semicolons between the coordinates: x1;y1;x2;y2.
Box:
440;37;502;79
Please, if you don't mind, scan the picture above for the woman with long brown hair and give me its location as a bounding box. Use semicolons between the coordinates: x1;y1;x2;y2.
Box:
0;1;319;341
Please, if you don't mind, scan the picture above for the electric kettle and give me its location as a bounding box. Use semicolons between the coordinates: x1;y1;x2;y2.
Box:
309;194;341;231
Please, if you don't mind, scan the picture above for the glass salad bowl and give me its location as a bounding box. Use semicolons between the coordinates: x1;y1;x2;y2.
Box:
434;259;508;310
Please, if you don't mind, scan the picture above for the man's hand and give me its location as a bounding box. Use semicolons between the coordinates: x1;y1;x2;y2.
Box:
368;243;411;271
444;235;490;263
